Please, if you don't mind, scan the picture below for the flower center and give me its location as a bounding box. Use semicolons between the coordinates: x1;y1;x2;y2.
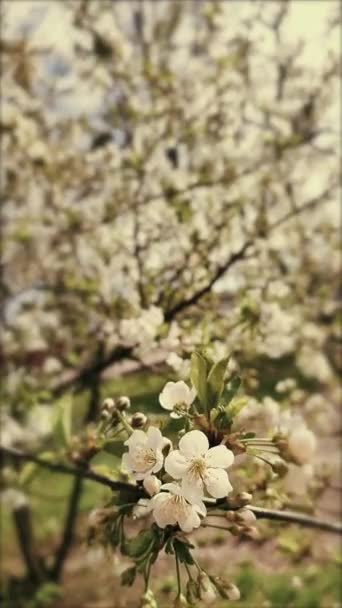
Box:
170;494;189;518
132;447;157;472
188;457;207;480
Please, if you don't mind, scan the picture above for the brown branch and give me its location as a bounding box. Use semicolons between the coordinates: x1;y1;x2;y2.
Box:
0;445;140;495
12;505;45;584
2;445;340;535
250;506;342;535
164;240;253;322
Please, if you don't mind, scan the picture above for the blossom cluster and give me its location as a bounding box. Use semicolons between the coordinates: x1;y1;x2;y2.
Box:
123;424;234;532
83;351;322;605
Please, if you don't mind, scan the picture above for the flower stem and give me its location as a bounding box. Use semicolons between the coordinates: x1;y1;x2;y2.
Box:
116;411;134;435
175;552;182;598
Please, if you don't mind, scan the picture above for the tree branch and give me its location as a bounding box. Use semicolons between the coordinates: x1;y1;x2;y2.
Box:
0;445;140;495
2;446;341;535
249;506;342;535
164;240;253;322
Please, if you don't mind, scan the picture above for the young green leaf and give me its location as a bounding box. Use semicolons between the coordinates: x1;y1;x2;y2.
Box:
122;529;156;559
207;356;230;408
190;352;208;409
173;538;195;565
121;566;137;587
221;375;241;406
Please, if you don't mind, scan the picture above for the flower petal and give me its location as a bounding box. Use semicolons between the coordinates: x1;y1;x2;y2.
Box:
181;475;204;504
159;382;177;409
124;429;147;447
146;426;164;450
204;468;233;498
165;450;188;479
193;500;207;517
153;500;176;528
121;452;131;473
179;430;209;458
179;509;201;532
205;445;234;469
161;482;181;494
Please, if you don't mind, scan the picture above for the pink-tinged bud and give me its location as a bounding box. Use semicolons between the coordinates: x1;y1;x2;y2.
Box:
241;525;260;540
235;508;257;525
143;475;162;497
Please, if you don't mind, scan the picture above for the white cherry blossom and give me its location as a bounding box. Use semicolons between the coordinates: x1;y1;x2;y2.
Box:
151;483;206;532
122;427;169;480
159;381;196;418
165;430;234;500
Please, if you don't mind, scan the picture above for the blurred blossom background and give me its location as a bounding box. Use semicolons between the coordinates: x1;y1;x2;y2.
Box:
0;1;341;607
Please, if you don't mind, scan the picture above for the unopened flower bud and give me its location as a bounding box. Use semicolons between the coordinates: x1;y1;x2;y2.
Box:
173;594;188;607
116;396;131;411
227;491;253;508
226;583;240;601
186;579;199;604
241;525;260;540
141;588;157;608
100;409;111;420
102;398;116;413
143;475;162;497
229;524;242;536
131;412;148;428
235;508;257;525
225;510;237;522
198;572;216;604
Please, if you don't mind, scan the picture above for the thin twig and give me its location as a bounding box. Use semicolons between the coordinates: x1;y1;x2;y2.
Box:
249;506;342;534
1;446;341;535
0;446;141;495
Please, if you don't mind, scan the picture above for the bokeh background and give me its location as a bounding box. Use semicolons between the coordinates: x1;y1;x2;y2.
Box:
1;1;341;607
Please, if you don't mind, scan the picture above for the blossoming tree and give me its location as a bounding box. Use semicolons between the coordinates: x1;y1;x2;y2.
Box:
1;1;340;606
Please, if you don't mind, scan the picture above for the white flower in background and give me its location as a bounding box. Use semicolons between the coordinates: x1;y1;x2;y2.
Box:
143;475;162;497
122;427;169;480
159;381;196;418
0;489;28;509
166;353;190;379
120;306;164;346
232;397;279;435
288;426;316;465
151;483;206;532
284;463;314;496
165;430;234;500
278;411;316;465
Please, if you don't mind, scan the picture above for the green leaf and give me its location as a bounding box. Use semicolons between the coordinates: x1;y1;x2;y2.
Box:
53;395;73;446
207;357;230;408
122;529;156;559
102;440;125;457
221;375;241;406
121;566;137;587
225;396;248;421
190;352;208;409
18;462;38;487
173;538;195;565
